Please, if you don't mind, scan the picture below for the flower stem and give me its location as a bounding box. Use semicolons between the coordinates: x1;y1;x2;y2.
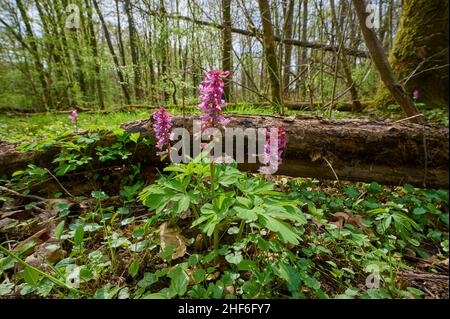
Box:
213;226;219;253
210;162;215;199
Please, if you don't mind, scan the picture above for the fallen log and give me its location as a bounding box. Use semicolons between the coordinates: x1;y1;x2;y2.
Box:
0;115;448;188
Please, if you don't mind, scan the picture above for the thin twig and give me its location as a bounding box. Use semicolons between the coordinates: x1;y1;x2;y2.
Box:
0;186;46;202
393;113;425;124
322;157;339;183
44;168;74;198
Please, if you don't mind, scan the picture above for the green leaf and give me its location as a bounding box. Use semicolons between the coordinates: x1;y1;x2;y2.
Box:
91;191;108;201
258;214;300;245
128;259;140;278
225;251;243;265
168;265;189;297
54;221;65;240
143;293;168;299
118;287;130;299
137;273;158;288
74;225;84;248
23;267;41;285
176;195;190;214
412;207;427;215
273;263;300;292
130;132;140;143
234;206;258;222
12;170;25;177
0;282;14;296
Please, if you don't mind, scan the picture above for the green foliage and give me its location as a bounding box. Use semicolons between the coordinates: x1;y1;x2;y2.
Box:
139;155;306;246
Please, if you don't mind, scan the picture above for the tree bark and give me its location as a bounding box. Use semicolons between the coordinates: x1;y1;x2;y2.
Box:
221;0;233;102
15;0;53;111
85;0;104;109
352;0;422;122
92;0;131;105
282;0;295;97
1;115;447;188
376;0;449;108
124;0;144;101
258;0;283;110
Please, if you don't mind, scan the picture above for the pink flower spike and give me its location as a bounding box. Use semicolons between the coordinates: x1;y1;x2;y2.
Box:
260;125;287;175
197;69;230;132
152;107;173;158
69;109;78;124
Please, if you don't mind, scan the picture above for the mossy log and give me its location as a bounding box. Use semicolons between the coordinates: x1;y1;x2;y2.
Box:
0;115;448;188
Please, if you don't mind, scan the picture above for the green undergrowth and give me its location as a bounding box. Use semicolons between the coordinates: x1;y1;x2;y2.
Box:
0;131;448;299
0;109;448;299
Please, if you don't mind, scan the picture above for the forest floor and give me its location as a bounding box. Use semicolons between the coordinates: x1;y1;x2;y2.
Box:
0;107;448;299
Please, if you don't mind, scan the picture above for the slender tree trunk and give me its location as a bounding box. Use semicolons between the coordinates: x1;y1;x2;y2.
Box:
221;0;233;102
115;0;127;68
124;0;144;101
85;0;104;109
352;0;422;122
330;0;362;112
282;0;294;97
16;0;53;110
92;0;131;104
257;0;283;111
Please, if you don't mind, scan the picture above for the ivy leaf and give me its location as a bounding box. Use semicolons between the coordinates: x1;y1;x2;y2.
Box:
168;264;189;297
225;251;243;265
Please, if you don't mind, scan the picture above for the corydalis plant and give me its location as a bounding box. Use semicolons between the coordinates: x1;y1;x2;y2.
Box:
197;70;230;131
152;107;173;158
259;125;287;175
69;109;78;124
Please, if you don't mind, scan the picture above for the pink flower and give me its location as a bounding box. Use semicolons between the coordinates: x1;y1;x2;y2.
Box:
152;107;173;157
69;109;78;124
259;125;287;174
412;89;420;100
197;70;230;132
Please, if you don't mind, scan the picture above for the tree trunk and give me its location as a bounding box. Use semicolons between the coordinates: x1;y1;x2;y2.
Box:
330;0;363;112
258;0;283;110
221;0;233;102
351;0;422;122
282;0;295;97
376;0;449;108
124;0;144;101
15;0;53;111
85;0;104;109
92;0;131;105
1;115;447;188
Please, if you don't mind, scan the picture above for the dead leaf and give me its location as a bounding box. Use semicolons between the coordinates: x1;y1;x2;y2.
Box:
194;233;204;251
330;220;344;229
159;222;186;260
206;271;220;281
